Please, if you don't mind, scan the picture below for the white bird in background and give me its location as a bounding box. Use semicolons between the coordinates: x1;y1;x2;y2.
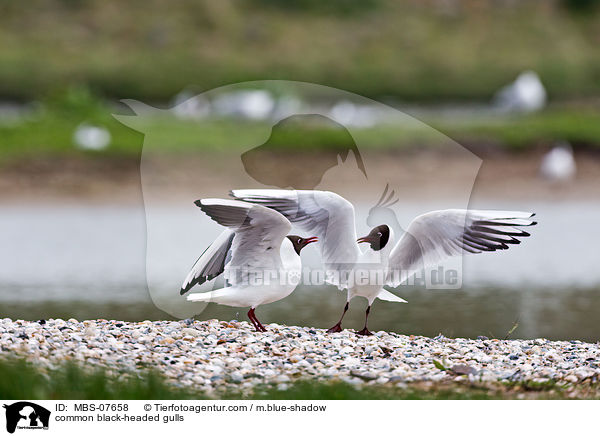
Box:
171;91;211;120
540;142;577;182
232;189;536;335
73;123;111;151
212;90;275;120
329;100;382;128
494;70;547;113
181;198;317;332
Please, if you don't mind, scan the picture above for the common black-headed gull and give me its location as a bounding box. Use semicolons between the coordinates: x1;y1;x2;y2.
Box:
231;189;536;335
181;198;317;332
540;142;576;182
493;70;546;113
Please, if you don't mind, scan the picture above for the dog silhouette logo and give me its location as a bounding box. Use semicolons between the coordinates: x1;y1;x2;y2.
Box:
241;114;367;189
3;402;50;433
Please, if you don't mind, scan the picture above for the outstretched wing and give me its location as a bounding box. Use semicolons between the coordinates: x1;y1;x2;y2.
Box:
387;209;537;287
195;198;292;287
231;189;360;288
180;230;235;295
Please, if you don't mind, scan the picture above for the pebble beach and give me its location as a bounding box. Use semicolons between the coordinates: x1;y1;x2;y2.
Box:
1;318;599;395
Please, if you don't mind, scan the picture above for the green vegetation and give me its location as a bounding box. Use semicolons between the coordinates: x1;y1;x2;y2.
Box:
0;87;142;164
2;1;599;164
1;0;600;102
1;357;596;400
239;380;496;400
438;108;600;151
1;87;599;167
0;358;203;400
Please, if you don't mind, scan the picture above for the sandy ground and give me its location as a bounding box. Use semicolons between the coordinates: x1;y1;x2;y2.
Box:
1;150;600;205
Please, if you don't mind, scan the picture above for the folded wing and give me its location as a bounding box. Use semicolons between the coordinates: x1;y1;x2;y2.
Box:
387;209;537;287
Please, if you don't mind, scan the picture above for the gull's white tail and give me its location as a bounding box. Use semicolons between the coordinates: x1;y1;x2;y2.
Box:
186;288;246;307
377;289;408;303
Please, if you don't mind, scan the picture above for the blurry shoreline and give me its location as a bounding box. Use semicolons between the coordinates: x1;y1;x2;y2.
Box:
2;149;599;205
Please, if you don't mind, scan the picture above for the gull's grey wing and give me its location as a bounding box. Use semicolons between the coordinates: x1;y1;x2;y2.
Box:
231;189;360;265
231;189;361;288
195;198;292;286
180;230;234;295
387;209;537;287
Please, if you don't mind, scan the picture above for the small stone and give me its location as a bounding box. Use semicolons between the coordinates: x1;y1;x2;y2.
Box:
450;364;478;376
83;326;97;338
565;375;578;383
182;328;201;338
274;375;291;383
230;372;244;383
350;370;377;381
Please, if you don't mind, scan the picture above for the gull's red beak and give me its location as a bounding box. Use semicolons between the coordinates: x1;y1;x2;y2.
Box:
304;236;319;245
357;236;369;244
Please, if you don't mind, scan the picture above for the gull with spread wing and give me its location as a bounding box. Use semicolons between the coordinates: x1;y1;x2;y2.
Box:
180;198;317;332
231;189;536;335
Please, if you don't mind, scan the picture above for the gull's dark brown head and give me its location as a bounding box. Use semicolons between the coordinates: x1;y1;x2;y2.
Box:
287;235;318;255
357;224;390;251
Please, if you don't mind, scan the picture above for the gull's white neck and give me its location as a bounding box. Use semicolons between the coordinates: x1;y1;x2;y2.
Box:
359;227;395;265
280;237;301;271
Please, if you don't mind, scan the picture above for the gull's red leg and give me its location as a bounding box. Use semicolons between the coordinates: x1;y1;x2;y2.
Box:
327;301;349;333
254;310;267;332
248;308;267;332
247;308;261;332
356;305;373;336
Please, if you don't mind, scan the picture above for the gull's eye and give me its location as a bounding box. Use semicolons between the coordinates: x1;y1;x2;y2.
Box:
377;232;382;237
298;238;302;244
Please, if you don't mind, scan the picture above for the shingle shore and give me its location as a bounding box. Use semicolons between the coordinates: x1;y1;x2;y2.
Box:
1;318;598;393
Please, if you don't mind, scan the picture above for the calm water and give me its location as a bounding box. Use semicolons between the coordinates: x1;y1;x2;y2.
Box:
1;202;599;341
